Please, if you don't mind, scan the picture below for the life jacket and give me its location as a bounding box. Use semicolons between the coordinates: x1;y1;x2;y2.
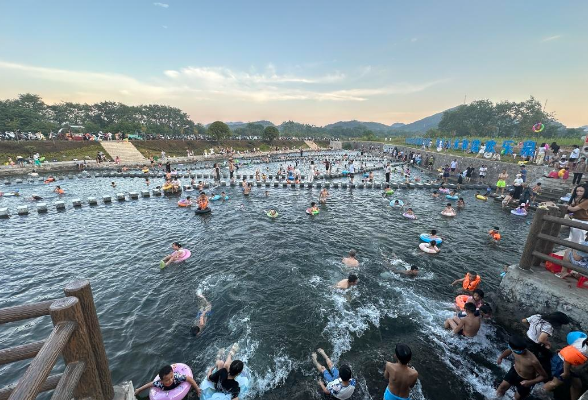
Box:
462;275;481;291
560;343;588;366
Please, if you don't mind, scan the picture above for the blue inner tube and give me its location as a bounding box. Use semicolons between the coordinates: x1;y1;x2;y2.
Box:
195;207;211;215
446;195;459;200
390;200;404;207
420;233;443;244
210;195;221;201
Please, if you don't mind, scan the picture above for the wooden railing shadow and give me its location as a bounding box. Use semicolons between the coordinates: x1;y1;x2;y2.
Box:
0;280;114;400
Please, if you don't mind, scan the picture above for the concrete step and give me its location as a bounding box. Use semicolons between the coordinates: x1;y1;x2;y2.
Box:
100;141;146;163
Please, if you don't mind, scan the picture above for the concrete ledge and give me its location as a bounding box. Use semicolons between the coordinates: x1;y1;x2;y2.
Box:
113;381;135;400
497;265;588;331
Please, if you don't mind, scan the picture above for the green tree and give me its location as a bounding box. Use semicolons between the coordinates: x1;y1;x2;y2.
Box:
262;126;279;143
207;121;231;140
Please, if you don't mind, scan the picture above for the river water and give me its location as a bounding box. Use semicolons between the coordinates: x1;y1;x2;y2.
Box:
0;157;532;399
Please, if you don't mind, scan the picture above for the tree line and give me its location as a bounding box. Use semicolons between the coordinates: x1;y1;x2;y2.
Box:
432;97;583;138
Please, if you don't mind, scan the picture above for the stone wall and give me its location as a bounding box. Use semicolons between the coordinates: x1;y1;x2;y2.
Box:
392;145;549;185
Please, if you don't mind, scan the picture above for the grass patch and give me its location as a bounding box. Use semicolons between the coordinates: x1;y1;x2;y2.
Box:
0;141;104;164
132;140;308;158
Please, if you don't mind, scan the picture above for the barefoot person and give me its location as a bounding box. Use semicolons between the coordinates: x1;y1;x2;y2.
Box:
384;343;419;400
311;348;356;399
205;344;243;399
335;274;359;289
190;293;212;336
496;335;548;399
342;249;359;267
444;302;481;337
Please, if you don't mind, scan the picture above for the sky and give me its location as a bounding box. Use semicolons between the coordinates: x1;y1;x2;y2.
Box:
0;0;586;127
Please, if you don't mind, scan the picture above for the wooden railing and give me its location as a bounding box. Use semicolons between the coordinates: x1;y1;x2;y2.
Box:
0;280;114;400
520;205;588;277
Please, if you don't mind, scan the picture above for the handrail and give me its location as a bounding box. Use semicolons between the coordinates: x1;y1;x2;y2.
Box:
0;301;54;325
0;375;62;400
50;361;85;400
543;215;588;230
0;341;45;366
536;233;588;253
532;251;588;276
7;321;76;400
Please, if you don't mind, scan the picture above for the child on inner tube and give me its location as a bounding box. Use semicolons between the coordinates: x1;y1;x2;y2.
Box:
197;192;209;210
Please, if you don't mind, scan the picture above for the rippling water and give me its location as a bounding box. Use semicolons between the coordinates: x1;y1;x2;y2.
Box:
0;159;531;399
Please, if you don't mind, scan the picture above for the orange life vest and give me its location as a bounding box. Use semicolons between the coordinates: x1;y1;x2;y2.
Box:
462;275;481;291
560;345;588;366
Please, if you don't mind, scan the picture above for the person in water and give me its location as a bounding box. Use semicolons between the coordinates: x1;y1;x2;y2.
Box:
451;271;481;292
267;209;278;218
442;203;456;215
191;293;211;336
496;335;548;399
221;191;227;200
456;198;465;208
54;186;64;195
404;208;416;217
242;178;251;195
206;344;243;399
197;192;209;210
308;202;319;214
312;348;356;400
319;188;329;204
182;196;192;206
111;181;116;188
336;274;359;289
393;200;402;207
342;249;359;267
392;265;419;277
466;288;484;309
384;343;419;400
161;242;187;268
134;364;201;397
489;227;501;241
432;190;439;198
543;336;588;398
425;240;440;253
444;302;480;337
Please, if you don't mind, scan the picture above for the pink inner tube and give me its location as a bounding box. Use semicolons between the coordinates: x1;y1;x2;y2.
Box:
403;213;416;219
173;249;191;263
149;363;193;400
419;243;438;254
441;211;456;217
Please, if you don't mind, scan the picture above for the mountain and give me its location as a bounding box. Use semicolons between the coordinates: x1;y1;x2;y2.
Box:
390;123;406;128
390;109;452;132
209;120;276;129
580;125;588;132
324;120;392;131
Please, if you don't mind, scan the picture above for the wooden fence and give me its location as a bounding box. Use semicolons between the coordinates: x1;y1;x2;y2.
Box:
520;205;588;277
0;280;114;400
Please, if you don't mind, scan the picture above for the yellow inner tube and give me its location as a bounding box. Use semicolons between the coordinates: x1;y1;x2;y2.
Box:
475;195;487;201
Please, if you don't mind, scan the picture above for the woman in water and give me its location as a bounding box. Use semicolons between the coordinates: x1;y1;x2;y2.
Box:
161;242;188;268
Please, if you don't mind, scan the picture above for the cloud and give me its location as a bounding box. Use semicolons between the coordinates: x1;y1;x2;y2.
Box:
541;35;561;42
153;2;169;8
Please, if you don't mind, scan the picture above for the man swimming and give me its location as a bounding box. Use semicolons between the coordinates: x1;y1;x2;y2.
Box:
342;249;359;267
191;293;212;336
335;274;359;289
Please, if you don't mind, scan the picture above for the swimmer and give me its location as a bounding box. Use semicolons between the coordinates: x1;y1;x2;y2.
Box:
451;271;481;292
404;208;416;217
267;209;278;218
432;191;439;198
111;181;116;188
457;198;465;208
190;293;212;336
335;274;359;289
242;178;251;195
428;229;441;241
160;242;187;268
442;203;456;215
309;202;319;214
444;302;480;337
145;177;150;186
319;188;329;204
30;195;43;201
424;240;440;253
496;335;547;399
466;288;485;309
221;191;227;200
449;190;456;196
489;227;501;241
180;196;192;206
393;200;402;207
134;365;201;397
384;344;418;400
205;344;243;399
265;190;269;197
196;192;209;210
342;249;359;267
392;265;419;277
54;186;64;195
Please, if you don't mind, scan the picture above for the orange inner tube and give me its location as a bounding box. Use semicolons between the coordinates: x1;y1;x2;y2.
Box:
455;295;469;310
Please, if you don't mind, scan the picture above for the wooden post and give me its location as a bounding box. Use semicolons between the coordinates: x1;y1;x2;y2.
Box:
519;206;548;269
50;297;104;400
63;280;114;400
544;206;564;255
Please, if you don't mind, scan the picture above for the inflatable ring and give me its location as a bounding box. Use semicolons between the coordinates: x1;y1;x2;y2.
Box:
455;295;469;311
390;200;404;207
438;189;450;194
446;195;459;200
200;368;251;400
173;249;191;263
419;233;443;244
402;212;416;220
533;123;545;133
475;195;487;201
384;189;394;195
306;208;319;215
210;195;221;201
419;242;438;254
510;209;527;216
177;200;192;207
483;152;493;159
441;211;456;217
39;157;45;162
267;211;278;218
195;207;211;215
567;331;587;345
149;363;192;400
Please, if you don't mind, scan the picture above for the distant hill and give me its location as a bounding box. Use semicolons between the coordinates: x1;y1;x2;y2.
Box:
390;109;453;133
324;120;392;131
390;123;406;128
209;120;276;129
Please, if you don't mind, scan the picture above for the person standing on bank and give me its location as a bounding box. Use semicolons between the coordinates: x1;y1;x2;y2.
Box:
572;157;586;185
567;185;588;243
